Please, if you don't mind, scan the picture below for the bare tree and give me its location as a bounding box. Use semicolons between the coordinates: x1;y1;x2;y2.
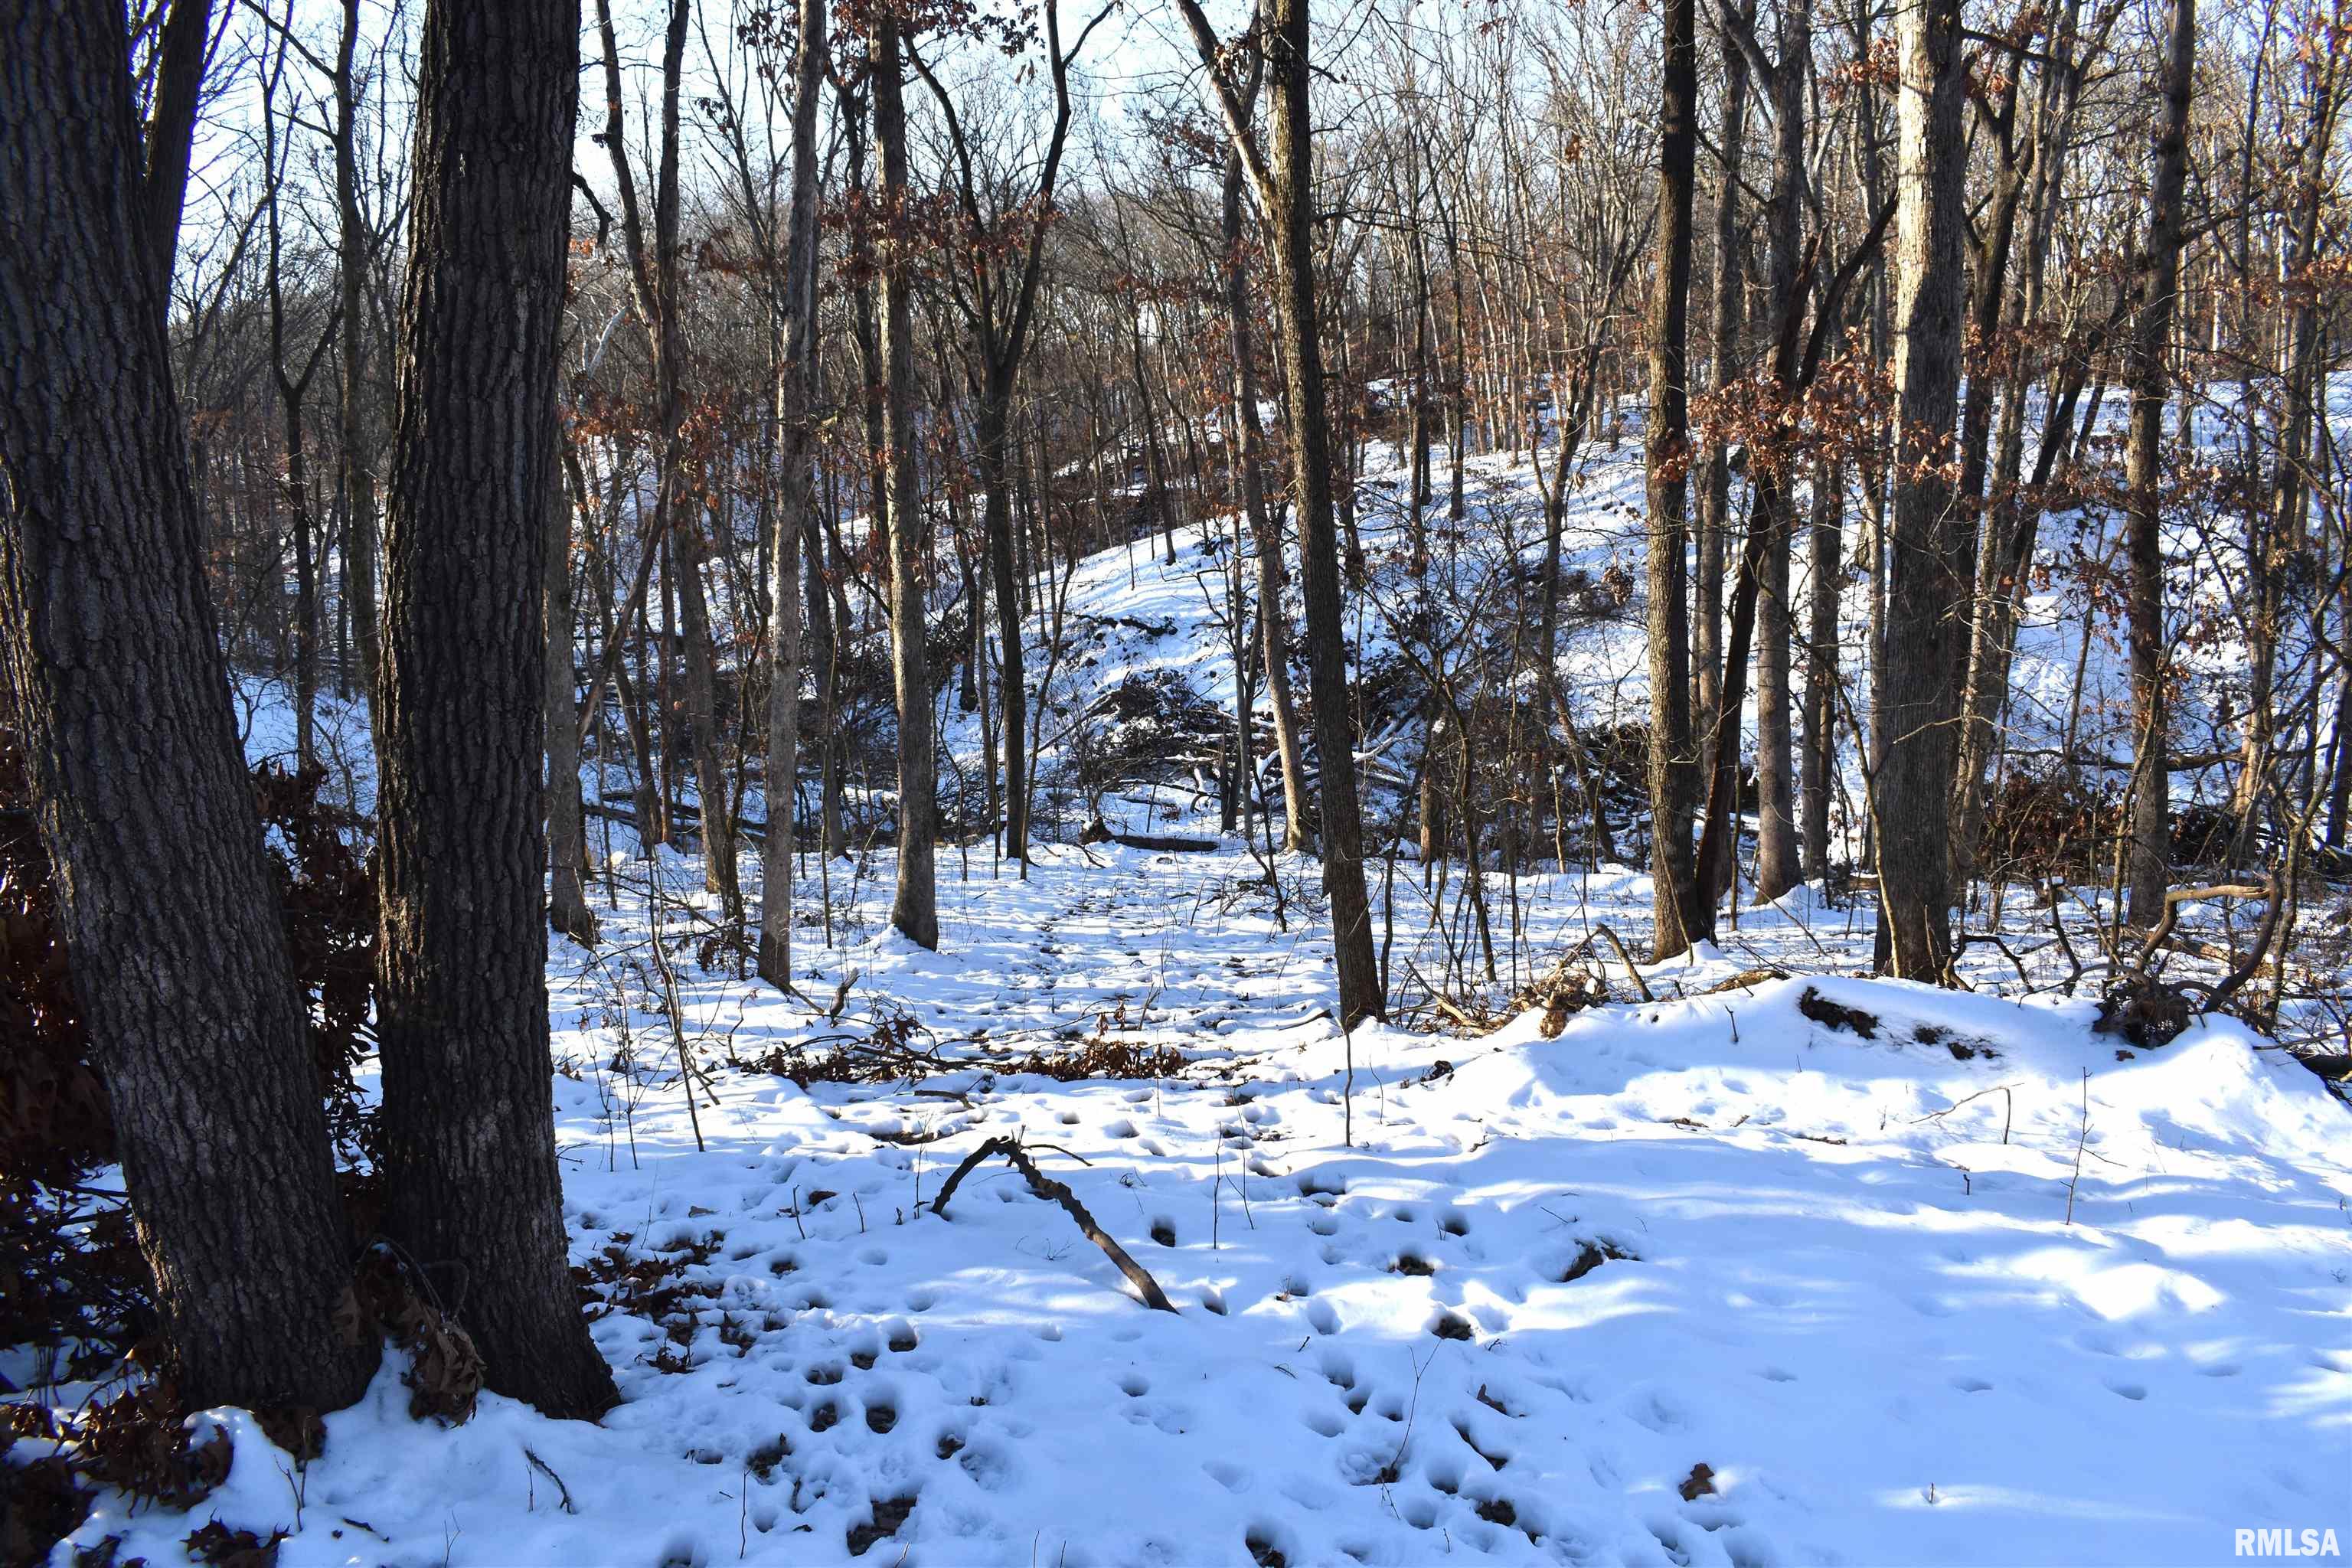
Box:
1177;0;1386;1026
374;0;617;1419
756;0;828;987
0;0;377;1415
2122;0;2199;925
1873;0;1971;979
1642;0;1705;959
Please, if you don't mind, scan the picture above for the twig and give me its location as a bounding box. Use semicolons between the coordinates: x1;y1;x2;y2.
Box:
2065;1068;2089;1225
929;1137;1177;1312
523;1449;577;1515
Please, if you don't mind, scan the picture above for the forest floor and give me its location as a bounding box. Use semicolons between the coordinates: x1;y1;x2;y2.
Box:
41;390;2351;1564
54;831;2352;1567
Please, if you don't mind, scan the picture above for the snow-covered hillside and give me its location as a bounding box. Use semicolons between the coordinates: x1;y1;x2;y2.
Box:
65;397;2343;1568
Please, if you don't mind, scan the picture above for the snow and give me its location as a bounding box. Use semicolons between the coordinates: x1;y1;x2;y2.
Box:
48;835;2352;1567
31;384;2352;1566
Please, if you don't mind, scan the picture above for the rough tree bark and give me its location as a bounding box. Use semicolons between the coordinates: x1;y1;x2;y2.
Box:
1643;0;1706;959
756;0;825;988
2122;0;2197;926
374;0;616;1419
1873;0;1971;980
874;14;939;949
1749;0;1809;905
0;0;378;1416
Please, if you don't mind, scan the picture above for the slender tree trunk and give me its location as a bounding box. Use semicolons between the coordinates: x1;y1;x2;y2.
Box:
1697;2;1750;787
1223;139;1312;854
1801;459;1844;882
1752;0;1810;904
1262;0;1383;1023
140;0;212;299
1645;0;1704;959
1952;0;2078;893
2123;0;2197;926
0;1;378;1415
757;0;825;985
981;394;1029;867
808;508;845;855
1873;0;1970;980
374;0;616;1419
874;16;938;948
547;451;597;945
2239;45;2339;856
334;0;379;691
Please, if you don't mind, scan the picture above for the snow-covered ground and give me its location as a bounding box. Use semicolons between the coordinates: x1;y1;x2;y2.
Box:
34;382;2348;1566
48;832;2352;1568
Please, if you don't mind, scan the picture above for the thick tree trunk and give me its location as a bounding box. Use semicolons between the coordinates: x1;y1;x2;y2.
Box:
0;0;378;1416
2122;0;2197;926
757;0;825;987
1873;0;1970;980
1645;0;1705;959
374;0;616;1419
874;16;939;949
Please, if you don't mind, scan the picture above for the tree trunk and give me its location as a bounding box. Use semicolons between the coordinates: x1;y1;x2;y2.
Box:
0;0;378;1416
758;0;825;986
139;0;213;299
374;0;616;1419
1873;0;1970;980
1951;0;2079;893
2122;0;2197;926
1250;0;1383;1024
873;15;938;949
333;0;380;691
1644;0;1704;959
1223;139;1312;854
1800;459;1843;883
981;394;1029;867
548;452;597;946
1697;1;1750;799
1752;0;1810;905
2238;42;2337;858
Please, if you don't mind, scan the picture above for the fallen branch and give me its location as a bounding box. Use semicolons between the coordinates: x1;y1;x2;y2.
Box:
929;1137;1177;1312
1079;818;1221;854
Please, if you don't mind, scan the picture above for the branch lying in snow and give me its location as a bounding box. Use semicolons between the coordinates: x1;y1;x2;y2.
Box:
929;1136;1178;1313
1078;818;1222;854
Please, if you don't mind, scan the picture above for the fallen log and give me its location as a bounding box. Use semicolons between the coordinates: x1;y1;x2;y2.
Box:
1079;818;1221;854
929;1136;1177;1313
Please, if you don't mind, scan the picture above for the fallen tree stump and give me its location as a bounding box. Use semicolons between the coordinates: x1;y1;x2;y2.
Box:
929;1136;1178;1313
